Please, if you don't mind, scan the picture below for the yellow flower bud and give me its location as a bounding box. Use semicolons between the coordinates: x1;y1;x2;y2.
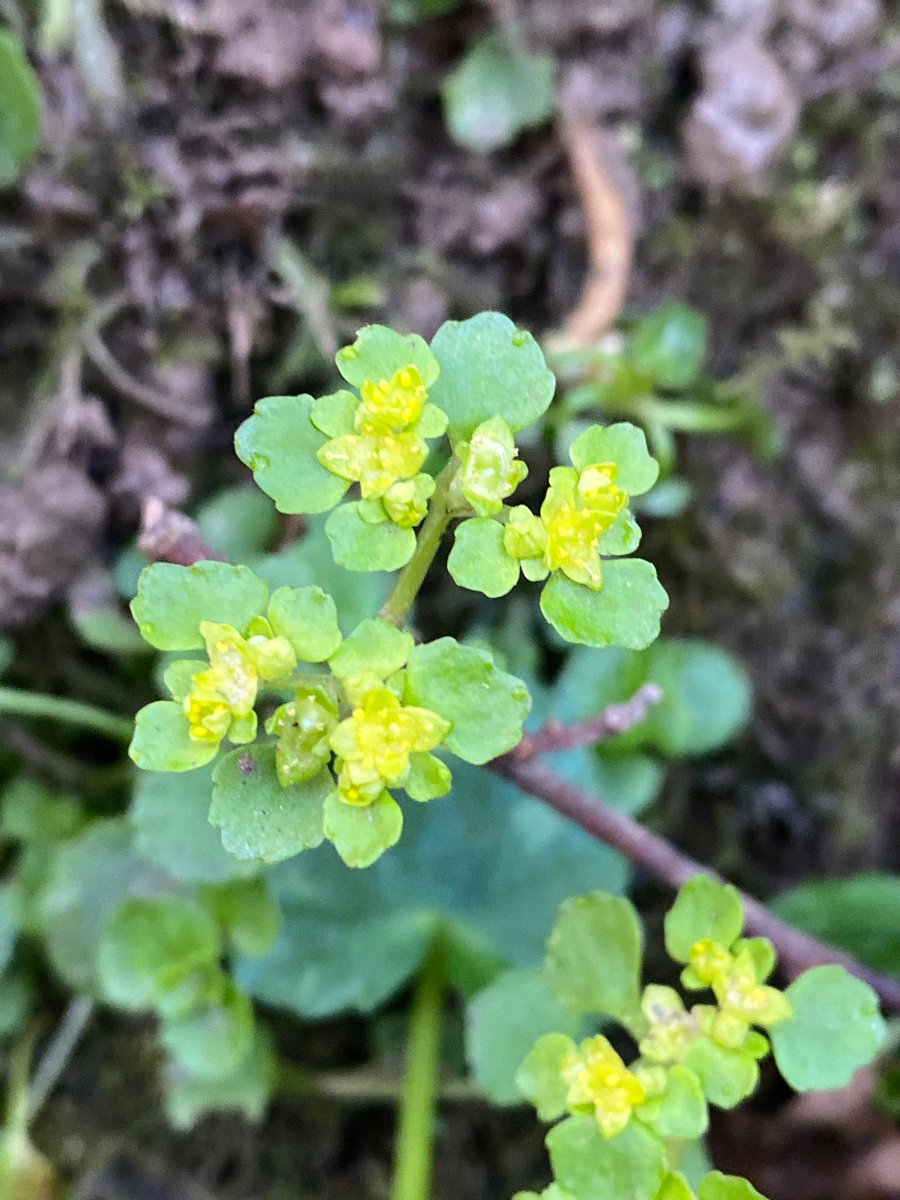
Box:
561;1035;646;1139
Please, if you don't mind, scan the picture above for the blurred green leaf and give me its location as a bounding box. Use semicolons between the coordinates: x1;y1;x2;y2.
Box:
195;485;279;562
548;1116;666;1200
164;1027;274;1129
631;304;708;392
443;35;555;154
772;874;900;978
0;31;42;187
467;969;580;1104
237;761;628;1017
544;892;643;1022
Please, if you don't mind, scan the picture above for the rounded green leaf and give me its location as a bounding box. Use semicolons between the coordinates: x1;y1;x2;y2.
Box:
429;312;556;441
448;518;519;597
514;1029;576;1118
328;617;414;679
131;561;269;650
98;896;221;1016
310;389;359;437
130;701;219;773
405;637;531;763
771;965;886;1093
235;394;349;514
597;509;642;557
195;485;278;562
164;1027;274;1130
631;304;708;392
442;34;555;154
267;585;341;661
547;1116;666;1200
335;325;439;389
698;1172;767;1200
641;640;752;756
404;752;452;802
682;1038;759;1109
161;981;255;1080
201;878;281;958
468;970;579;1106
541;561;668;651
323;790;403;869
569;424;660;497
0;32;42;188
210;744;328;864
664;877;744;963
132;764;251;883
640;1064;708;1140
326;502;416;572
163;658;207;702
544;892;643;1022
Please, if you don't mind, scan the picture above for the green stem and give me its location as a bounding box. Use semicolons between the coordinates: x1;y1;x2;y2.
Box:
637;397;751;434
391;950;445;1200
380;478;452;627
0;687;133;744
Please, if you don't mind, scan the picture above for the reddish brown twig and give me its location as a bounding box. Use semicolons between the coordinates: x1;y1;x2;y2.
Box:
515;682;663;759
490;752;900;1013
138;497;225;567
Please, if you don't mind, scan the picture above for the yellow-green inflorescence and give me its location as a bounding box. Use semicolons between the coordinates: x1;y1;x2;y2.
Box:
329;671;450;807
504;460;627;590
561;1035;647;1139
316;363;448;524
184;620;296;748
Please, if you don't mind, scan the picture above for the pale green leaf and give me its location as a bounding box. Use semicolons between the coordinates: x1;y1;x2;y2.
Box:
514;1029;576;1118
541;561;668;650
405;637;531;763
429;312;555;441
697;1172;768;1200
164;1028;274;1130
98;896;221;1017
664;877;744;963
326;502;416;572
640;1064;708;1140
194;485;278;562
267;585;341;661
129;701;219;773
544;892;643;1022
631;305;708;392
324;789;404;868
234;394;349;514
200;878;281;958
569;423;659;497
310;389;359;437
328;617;413;679
547;1116;666;1200
131;764;251;883
467;970;579;1105
335;325;439;389
448;518;519;597
442;35;555;154
597;508;642;556
682;1038;759;1109
161;980;255;1079
131;561;268;650
210;744;329;864
0;32;42;187
771;965;886;1093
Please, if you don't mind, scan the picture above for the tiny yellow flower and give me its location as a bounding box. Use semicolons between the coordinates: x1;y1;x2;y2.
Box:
457;416;528;516
318;431;428;499
329;683;450;806
382;473;436;528
183;621;296;746
561;1035;646;1139
540;473;617;590
713;949;793;1029
357;365;428;433
577;460;627;520
687;939;735;990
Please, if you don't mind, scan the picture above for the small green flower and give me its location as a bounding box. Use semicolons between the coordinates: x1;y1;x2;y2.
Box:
457;416;528;516
357;365;429;433
382;473;436;528
503;506;550;581
638;985;702;1065
184;621;296;747
329;681;450;807
265;684;339;787
540;469;621;590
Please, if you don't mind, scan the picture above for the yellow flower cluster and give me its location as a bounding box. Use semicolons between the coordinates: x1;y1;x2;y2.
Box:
185;621;296;747
317;364;447;523
504;461;628;589
685;939;792;1049
329;674;450;807
561;1035;647;1139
